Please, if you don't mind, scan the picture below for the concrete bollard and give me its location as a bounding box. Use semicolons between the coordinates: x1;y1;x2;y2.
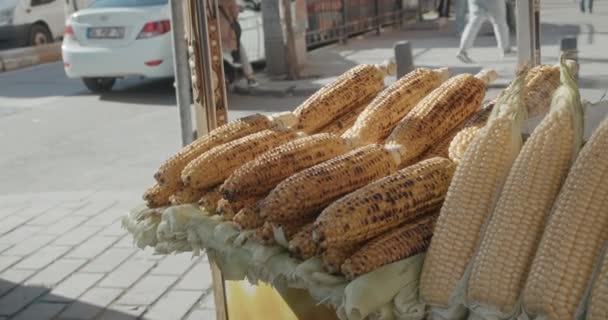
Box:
394;41;414;79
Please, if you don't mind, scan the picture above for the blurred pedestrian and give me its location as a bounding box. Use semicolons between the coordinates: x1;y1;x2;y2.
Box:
437;0;451;26
456;0;511;63
455;0;468;35
218;0;258;86
580;0;593;13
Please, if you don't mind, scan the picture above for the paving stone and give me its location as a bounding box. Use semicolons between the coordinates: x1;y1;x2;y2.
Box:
0;205;24;220
71;199;117;217
198;292;215;309
12;302;66;320
144;290;203;320
98;304;146;320
81;248;134;273
26;258;87;287
176;262;213;291
0;226;44;245
185;308;216;320
0;269;36;296
114;234;136;249
26;207;72;227
0;216;27;235
0;284;48;316
82;206;124;228
150;254;197;276
3;235;55;256
42;215;88;235
0;244;11;254
13;245;72;270
65;236;117;259
116;275;177;306
99;220;128;237
97;260;155;289
53;226;102;246
0;256;22;273
131;247;164;261
58;287;122;320
43;273;104;302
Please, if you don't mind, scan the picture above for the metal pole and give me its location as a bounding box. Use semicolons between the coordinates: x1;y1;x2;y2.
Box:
516;0;534;68
195;0;217;130
533;0;541;65
375;0;381;35
169;0;194;145
340;0;348;44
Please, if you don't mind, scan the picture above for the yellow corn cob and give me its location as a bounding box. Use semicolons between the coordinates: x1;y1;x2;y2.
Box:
342;214;437;279
447;100;495;163
524;64;560;118
221;133;351;202
419;70;528;308
467;58;584;316
253;222;276;245
198;187;223;211
271;217;315;243
182;129;299;190
386;71;494;165
217;196;261;220
522;117;608;320
260;144;399;222
154;114;272;186
288;223;318;260
314;157;455;249
587;249;608;320
342;68;450;146
233;207;264;230
143;183;172;208
169;186;207;205
321;244;362;274
292;64;386;133
316;96;371;135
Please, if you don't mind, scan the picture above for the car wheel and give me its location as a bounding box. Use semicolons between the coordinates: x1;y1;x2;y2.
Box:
83;77;116;93
29;24;53;46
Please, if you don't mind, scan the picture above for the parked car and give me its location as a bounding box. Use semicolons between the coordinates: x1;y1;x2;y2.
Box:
0;0;65;47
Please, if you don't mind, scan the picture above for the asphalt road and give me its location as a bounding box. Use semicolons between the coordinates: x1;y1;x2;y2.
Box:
0;62;305;195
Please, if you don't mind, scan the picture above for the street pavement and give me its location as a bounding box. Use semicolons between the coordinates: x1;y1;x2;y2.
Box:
1;0;607;319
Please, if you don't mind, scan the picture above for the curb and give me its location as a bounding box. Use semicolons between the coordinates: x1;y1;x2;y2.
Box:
0;43;62;73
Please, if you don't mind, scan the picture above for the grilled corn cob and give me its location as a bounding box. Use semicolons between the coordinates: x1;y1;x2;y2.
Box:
587;248;608;320
317;96;371;135
170;186;207;205
217;197;261;220
221;133;351;201
524;64;560;118
342;214;437;279
271;217;315;246
467;57;584;316
143;183;172;208
419;70;528;308
154;114;273;186
233;207;264;230
322;244;362;274
342;68;450;146
182;129;299;190
288;223;318;260
314;157;455;249
253;222;276;245
198;187;223;211
447;100;495;163
522;118;608;320
386;70;495;165
260;144;399;222
293;64;387;133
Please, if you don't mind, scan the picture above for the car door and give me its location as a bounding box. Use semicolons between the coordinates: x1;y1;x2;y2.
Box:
28;0;65;39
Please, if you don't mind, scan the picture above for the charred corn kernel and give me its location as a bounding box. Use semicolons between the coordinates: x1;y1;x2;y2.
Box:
447;100;495;163
253;222;276;245
143;183;172;208
522;118;608;320
154;114;272;186
386;71;492;164
342;214;437;279
317;96;371;135
198;187;223;211
419;70;528;308
322;244;362;274
467;58;584;315
217;197;260;220
293;64;386;133
233;207;264;230
221;133;351;201
314;157;455;249
170;186;207;205
587;249;608;320
342;68;450;145
260;144;399;222
288;223;318;260
524;64;560;118
182;129;299;190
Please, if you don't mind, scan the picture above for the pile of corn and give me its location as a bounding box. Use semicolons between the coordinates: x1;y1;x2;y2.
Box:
139;56;607;318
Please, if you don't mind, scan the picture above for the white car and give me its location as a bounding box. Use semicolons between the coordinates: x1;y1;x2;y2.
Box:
0;0;65;47
62;0;173;92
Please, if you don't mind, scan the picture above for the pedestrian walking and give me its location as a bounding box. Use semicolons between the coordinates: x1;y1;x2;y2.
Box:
580;0;593;13
456;0;512;63
455;0;468;35
218;0;258;86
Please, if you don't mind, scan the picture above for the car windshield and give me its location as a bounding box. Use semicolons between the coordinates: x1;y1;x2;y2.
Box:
90;0;168;8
